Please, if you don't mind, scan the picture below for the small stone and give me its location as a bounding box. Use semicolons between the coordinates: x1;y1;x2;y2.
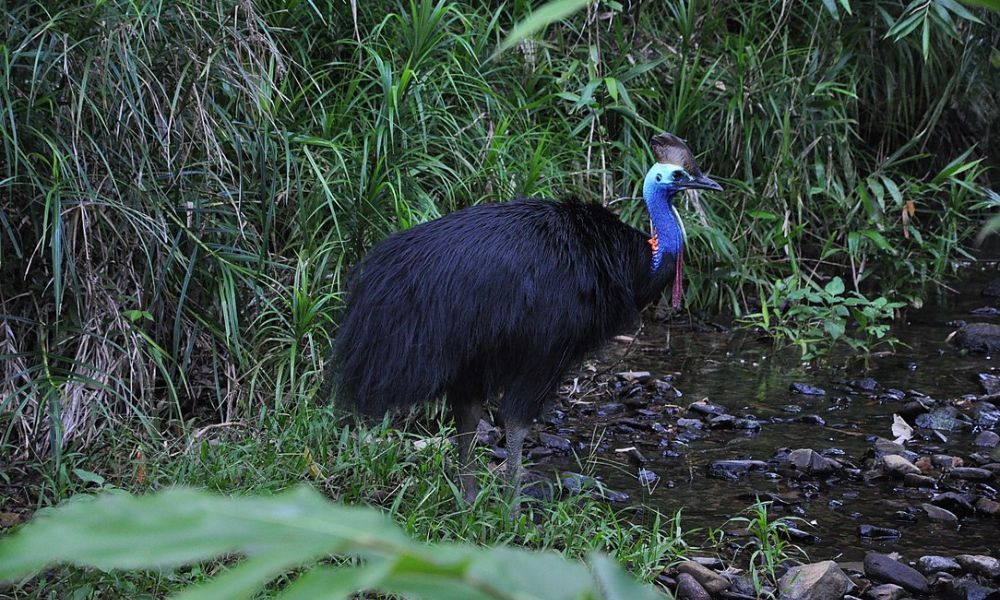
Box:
733;417;762;430
791;382;826;396
616;370;651;382
976;432;1000;448
922;503;959;524
903;473;937;487
956;554;1000;579
858;525;902;540
883;454;922;477
916;406;971;431
688;399;726;416
976;497;1000;516
527;446;553;459
778;560;852;600
940;576;999;600
848;377;880;393
676;561;730;594
867;583;907;600
538;432;572;452
597;402;625;417
933;454;965;469
932;492;976;516
863;553;930;595
873;438;920;463
916;555;962;575
953;322;1000;353
638;468;658;485
951;467;994;481
476;419;501;445
708;460;768;480
980;373;1000;395
789;448;842;475
677;418;704;429
675;573;711;600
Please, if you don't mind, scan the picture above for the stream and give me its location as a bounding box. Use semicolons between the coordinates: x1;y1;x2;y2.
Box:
537;268;1000;562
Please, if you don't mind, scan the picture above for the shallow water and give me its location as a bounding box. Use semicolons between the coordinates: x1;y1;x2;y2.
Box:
545;268;1000;561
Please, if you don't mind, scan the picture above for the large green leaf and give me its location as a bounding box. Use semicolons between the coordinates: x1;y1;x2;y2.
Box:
495;0;591;55
0;486;664;600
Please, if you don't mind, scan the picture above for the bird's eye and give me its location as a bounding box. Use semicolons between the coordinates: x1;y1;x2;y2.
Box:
655;174;662;182
672;170;686;181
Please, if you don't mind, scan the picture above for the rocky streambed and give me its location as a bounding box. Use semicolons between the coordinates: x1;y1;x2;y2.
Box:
466;270;1000;598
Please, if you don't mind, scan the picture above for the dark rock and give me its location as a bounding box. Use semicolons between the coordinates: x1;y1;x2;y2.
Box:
916;555;962;575
527;446;553;459
931;492;976;516
788;448;842;475
616;370;652;382
677;418;704;429
848;377;880;393
858;525;902;540
916;406;971;431
980;373;1000;395
874;438;921;463
904;473;937;487
956;555;1000;579
616;446;648;466
883;389;907;401
950;467;994;482
900;400;932;421
972;402;1000;429
976;497;1000;516
983;279;1000;298
733;417;762;430
791;382;826;396
867;583;907;600
677;561;730;594
939;576;1000;600
784;404;803;413
688;399;726;417
922;503;959;524
976;432;1000;448
709;460;768;480
972;307;1000;316
559;472;628;503
476;419;501;445
864;553;930;595
597;402;625;417
777;560;852;600
538;432;572;452
638;468;658;485
953;323;1000;353
675;573;711;600
708;414;736;429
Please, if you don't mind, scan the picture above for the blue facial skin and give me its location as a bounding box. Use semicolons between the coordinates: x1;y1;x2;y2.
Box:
642;163;688;271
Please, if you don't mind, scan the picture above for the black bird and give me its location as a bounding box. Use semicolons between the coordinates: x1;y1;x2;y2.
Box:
333;133;722;503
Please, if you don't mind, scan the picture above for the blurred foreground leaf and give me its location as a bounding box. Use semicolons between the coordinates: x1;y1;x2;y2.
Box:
0;486;664;600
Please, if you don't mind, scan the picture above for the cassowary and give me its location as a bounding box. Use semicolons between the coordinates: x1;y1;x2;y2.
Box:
333;133;722;503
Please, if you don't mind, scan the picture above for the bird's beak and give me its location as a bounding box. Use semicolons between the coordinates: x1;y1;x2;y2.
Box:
680;174;723;192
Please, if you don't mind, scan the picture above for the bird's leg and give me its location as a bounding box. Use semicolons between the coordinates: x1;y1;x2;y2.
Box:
504;422;528;516
453;400;483;505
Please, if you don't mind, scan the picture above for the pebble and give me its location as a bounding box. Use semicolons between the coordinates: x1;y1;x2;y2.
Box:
676;561;730;594
687;399;726;416
975;431;1000;448
916;555;962;575
883;454;922;477
867;583;907;600
788;448;842;475
708;460;769;480
956;554;1000;579
538;432;572;452
863;553;930;595
979;373;1000;395
677;418;704;429
950;467;994;482
638;468;658;485
922;503;959;524
847;377;880;393
791;382;826;395
903;473;937;487
858;525;902;540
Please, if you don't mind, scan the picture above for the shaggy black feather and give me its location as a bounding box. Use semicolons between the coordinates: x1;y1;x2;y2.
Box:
333;197;672;428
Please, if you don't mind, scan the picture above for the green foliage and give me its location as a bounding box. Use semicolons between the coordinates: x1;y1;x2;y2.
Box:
0;485;665;600
725;501;808;597
742;275;907;360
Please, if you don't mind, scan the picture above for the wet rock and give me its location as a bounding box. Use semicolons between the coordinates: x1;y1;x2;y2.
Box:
917;555;962;575
848;377;880;393
932;492;976;516
922;503;959;524
972;402;1000;429
864;553;930;595
976;497;1000;516
939;576;1000;600
950;467;994;482
953;323;1000;354
956;555;1000;579
677;418;704;429
788;448;842;475
677;561;730;594
476;419;501;445
972;307;1000;316
933;454;965;469
883;388;907;402
980;373;1000;395
675;573;711;600
733;417;762;430
916;406;971;431
559;473;628;503
709;459;769;480
691;556;725;570
904;473;937;487
616;370;651;382
538;432;572;452
883;454;922;477
615;446;648;466
688;399;726;417
638;468;658;485
784;404;803;413
983;279;1000;298
791;382;826;396
527;446;553;459
858;525;902;540
597;402;625;417
900;400;932;421
874;438;921;463
708;414;736;429
867;583;907;600
777;560;852;600
976;432;1000;448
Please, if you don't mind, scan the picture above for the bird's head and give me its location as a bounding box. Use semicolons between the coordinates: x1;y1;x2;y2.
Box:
642;132;722;201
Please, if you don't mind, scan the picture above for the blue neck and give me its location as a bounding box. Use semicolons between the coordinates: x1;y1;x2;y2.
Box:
643;183;684;272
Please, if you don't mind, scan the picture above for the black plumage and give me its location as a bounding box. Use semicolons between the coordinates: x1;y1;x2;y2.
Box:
332;133;721;504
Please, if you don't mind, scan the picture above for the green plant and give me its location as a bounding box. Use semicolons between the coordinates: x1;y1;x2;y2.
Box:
742;276;907;360
724;501;809;597
0;485;664;600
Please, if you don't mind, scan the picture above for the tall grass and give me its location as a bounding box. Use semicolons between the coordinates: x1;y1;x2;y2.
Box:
1;0;997;457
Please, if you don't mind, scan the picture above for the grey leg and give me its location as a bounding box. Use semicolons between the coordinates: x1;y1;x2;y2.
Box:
504;422;529;515
453;400;483;504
